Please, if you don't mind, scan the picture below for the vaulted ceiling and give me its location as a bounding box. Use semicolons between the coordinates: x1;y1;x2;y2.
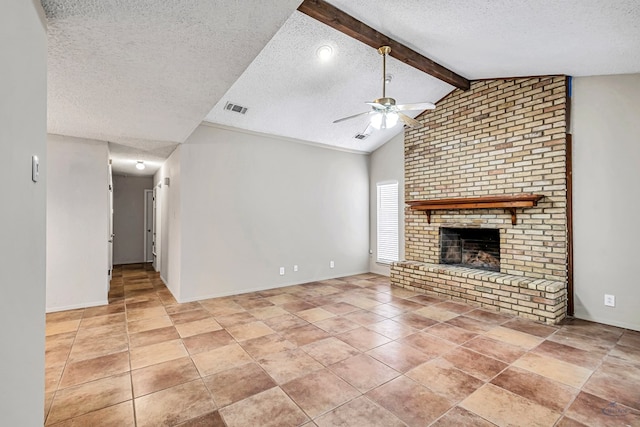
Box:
42;0;640;175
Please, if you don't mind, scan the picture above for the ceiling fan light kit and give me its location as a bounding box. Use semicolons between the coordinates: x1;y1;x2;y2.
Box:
333;46;436;131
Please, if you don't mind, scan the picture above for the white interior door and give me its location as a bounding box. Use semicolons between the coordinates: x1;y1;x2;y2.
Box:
144;189;154;263
153;184;161;273
108;162;114;286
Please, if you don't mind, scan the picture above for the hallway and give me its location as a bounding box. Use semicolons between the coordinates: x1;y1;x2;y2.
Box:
44;264;640;426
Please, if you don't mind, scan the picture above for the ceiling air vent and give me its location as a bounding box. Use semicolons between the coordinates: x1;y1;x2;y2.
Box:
224;101;248;115
353;133;370;140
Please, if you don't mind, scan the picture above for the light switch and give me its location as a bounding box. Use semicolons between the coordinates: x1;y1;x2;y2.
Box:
32;155;39;182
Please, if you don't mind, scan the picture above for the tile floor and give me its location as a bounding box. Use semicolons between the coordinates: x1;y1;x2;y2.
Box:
44;264;640;426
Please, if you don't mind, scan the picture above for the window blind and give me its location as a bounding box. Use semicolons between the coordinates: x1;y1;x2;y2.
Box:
377;182;399;263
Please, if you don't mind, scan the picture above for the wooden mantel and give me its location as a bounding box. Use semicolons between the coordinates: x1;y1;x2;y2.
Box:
406;194;544;225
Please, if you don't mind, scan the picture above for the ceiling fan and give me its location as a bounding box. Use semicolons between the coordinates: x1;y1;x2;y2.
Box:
334;46;435;130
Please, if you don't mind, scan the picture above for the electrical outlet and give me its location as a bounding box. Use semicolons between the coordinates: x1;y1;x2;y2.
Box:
330;260;334;268
293;265;298;272
279;267;285;276
604;294;615;307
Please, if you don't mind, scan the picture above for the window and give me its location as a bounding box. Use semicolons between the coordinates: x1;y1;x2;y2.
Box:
377;181;399;264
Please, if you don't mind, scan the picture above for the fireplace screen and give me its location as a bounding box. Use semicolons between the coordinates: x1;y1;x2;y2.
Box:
440;227;500;271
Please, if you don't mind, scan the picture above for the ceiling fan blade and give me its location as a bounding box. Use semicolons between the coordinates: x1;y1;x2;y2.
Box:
395;102;436;111
333;111;371;123
398;112;423;128
365;102;386;110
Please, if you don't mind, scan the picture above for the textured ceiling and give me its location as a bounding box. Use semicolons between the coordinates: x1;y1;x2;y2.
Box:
204;11;454;152
43;0;301;174
43;0;640;174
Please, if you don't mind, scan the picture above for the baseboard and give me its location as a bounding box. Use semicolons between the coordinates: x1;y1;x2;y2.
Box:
177;270;371;304
572;313;640;332
46;299;108;313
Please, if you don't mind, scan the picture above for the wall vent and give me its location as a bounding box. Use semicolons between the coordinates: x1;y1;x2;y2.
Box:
224;101;248;115
353;133;369;140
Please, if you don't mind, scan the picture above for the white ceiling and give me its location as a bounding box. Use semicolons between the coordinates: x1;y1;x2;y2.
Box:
43;0;640;175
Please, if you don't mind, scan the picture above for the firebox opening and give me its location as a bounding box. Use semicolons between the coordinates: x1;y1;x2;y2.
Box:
440;227;500;272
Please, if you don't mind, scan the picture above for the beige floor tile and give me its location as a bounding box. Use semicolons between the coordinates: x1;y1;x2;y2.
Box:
461;383;561;427
127;315;173;334
367;341;432;373
302;337;361;366
367;375;452;426
279;324;331;346
424;323;477;345
191;343;253;376
49;401;135;427
130;339;188;370
249;305;289;319
239;333;297;359
46;373;132;425
565;391;640;427
491;366;579;412
406;358;484;403
329;354;399;393
219;387;308;427
46;309;84;323
67;332;128;363
366;319;417;339
513;353;593;388
175;411;226;427
463;336;526;363
484;326;544;349
46;319;81;337
45;265;640;427
343;309;387;326
314;396;406;427
129;325;180;348
313;316;360;334
431;406;497;427
169;308;211;324
582;356;640;411
126;305;167;322
182;329;236;355
135;379;215;427
78;312;126;330
203;362;276;408
414;305;459;322
398;331;458;358
175;317;222;338
296;307;336;323
442;347;508;381
45;363;65;393
225;320;274;341
132;356;200;397
337;326;392;351
282;369;360;418
258;348;324;384
59;351;130;389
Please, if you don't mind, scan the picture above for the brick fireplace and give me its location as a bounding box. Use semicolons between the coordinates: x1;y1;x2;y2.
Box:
391;76;569;324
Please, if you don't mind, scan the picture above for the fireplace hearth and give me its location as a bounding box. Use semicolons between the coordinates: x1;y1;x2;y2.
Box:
440;227;500;271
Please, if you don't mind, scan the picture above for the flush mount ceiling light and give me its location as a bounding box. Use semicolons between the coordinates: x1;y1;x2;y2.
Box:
316;45;333;61
135;161;145;170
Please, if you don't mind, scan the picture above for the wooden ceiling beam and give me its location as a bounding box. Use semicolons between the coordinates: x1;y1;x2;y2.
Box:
297;0;470;91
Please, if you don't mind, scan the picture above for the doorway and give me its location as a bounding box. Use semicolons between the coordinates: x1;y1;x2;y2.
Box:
144;189;154;263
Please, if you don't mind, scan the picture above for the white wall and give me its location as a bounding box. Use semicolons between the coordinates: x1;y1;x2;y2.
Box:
0;1;46;423
163;125;370;302
47;134;110;312
572;73;640;331
369;133;406;275
154;147;182;299
113;175;154;264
